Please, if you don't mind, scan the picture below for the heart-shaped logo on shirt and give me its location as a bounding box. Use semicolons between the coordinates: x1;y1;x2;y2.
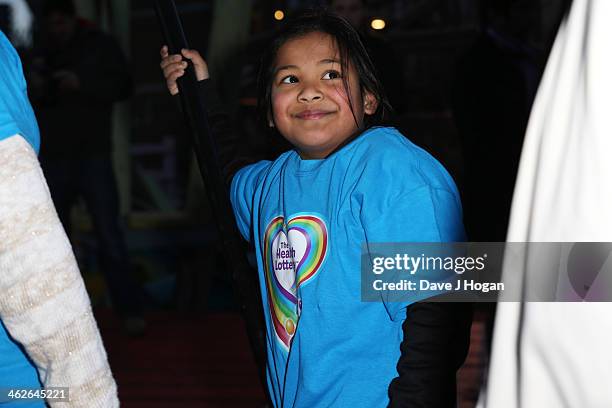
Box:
263;214;328;350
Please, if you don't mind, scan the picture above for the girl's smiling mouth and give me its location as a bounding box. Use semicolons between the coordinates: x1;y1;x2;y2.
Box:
294;109;334;120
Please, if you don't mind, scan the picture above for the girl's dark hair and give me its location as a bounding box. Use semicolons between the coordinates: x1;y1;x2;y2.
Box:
257;10;392;130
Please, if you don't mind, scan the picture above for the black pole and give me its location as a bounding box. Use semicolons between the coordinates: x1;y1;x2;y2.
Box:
153;0;268;389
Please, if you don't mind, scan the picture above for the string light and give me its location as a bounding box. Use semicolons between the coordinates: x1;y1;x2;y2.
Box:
274;10;285;21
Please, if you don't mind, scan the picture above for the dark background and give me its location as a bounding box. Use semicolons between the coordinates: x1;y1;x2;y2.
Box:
1;0;572;406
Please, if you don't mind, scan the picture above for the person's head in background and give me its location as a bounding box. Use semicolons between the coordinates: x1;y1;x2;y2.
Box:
330;0;367;30
257;11;391;159
42;0;77;46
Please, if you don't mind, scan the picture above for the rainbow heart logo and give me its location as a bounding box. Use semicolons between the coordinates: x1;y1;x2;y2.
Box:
263;214;328;350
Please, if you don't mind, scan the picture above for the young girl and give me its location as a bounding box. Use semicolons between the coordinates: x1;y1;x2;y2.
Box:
161;11;470;407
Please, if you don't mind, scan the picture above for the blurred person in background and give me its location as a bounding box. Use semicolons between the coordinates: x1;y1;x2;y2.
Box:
26;0;145;335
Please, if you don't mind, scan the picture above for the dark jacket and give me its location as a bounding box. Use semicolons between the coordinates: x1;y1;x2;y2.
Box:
32;22;132;159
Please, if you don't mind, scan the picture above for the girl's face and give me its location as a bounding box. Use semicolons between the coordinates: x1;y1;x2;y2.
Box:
270;31;377;159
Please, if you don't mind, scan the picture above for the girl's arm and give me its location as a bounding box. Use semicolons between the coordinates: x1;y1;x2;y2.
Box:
388;300;472;407
159;46;253;186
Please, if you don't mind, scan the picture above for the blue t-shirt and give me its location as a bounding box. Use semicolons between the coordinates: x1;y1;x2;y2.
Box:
0;323;44;407
230;127;464;407
0;30;44;407
0;30;40;153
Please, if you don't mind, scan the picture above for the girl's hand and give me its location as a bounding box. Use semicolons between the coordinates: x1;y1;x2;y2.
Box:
160;45;209;95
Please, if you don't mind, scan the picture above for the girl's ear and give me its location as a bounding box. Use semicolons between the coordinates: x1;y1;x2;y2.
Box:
363;91;378;115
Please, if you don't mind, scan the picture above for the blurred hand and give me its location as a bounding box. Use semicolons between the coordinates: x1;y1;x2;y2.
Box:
52;70;80;92
160;45;209;96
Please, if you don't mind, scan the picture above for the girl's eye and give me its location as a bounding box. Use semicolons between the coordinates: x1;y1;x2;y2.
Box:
322;70;341;80
281;75;298;84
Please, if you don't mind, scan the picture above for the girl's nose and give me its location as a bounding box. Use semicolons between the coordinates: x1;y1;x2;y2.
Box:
298;84;323;103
